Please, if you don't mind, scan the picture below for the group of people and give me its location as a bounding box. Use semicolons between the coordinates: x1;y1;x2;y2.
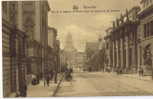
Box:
65;67;73;81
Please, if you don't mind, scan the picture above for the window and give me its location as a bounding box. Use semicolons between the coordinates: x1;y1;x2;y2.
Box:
144;21;153;38
2;2;7;18
147;23;149;37
151;21;153;35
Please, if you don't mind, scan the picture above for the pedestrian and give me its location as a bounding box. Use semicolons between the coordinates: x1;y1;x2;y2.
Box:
20;83;27;97
70;68;73;74
23;84;27;97
36;74;40;84
46;75;50;86
139;67;144;79
50;70;53;81
44;76;47;87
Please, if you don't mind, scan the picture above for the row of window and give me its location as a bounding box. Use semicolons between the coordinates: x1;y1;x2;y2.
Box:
144;21;153;38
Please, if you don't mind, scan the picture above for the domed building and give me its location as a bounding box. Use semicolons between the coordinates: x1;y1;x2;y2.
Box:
63;33;78;70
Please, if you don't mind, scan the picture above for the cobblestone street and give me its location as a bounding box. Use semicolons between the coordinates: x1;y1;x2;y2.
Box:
56;72;153;96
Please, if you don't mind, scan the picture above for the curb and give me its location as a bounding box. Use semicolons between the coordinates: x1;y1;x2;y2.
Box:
52;74;64;96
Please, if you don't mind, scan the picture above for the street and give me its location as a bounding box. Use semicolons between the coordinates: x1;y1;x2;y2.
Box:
55;72;153;96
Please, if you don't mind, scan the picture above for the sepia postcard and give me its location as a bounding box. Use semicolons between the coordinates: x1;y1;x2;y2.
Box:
2;0;153;98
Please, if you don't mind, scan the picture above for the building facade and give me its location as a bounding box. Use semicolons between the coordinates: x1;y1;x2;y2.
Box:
2;1;28;97
47;27;60;73
104;28;113;71
137;0;153;75
2;1;50;97
105;6;141;73
104;0;153;75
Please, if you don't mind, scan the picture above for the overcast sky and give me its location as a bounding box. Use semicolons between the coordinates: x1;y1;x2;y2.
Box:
48;0;140;52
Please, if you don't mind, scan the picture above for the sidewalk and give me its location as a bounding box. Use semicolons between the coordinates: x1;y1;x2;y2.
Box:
121;73;153;81
92;72;153;81
27;74;64;97
27;80;57;97
105;71;153;81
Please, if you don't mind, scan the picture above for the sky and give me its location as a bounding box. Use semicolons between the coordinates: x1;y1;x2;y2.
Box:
48;0;141;52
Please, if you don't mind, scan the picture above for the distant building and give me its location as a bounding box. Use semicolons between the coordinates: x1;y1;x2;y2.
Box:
75;52;86;72
85;42;99;60
63;33;78;70
64;33;77;52
60;49;67;67
85;42;99;71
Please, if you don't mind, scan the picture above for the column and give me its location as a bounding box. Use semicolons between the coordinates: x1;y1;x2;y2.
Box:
125;36;129;71
120;38;123;69
116;40;119;68
131;45;135;71
108;42;111;68
112;41;115;70
118;39;121;68
137;44;141;72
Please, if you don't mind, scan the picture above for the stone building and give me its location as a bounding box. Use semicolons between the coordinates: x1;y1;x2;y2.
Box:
47;27;60;73
104;0;153;75
75;52;86;72
2;1;50;97
48;27;57;48
24;1;50;79
105;6;141;73
2;1;28;97
85;42;99;71
46;46;53;73
137;0;153;75
54;40;61;73
104;28;113;71
60;49;67;68
63;33;78;70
